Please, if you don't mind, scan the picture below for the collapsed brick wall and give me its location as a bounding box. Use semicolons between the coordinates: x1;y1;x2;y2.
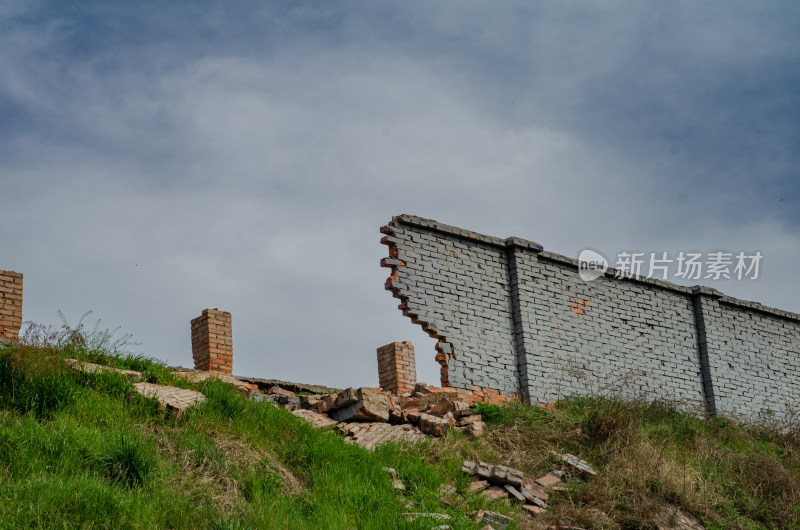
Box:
191;308;233;374
377;341;417;394
381;215;800;420
0;270;23;343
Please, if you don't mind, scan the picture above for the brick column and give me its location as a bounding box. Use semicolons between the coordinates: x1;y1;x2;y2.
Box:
0;270;23;344
191;308;232;374
377;341;416;394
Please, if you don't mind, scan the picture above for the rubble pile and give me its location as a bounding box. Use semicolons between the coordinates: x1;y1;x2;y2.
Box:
461;456;597;526
257;382;512;449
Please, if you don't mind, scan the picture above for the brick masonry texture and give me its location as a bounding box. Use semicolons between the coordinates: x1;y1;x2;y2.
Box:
0;270;23;343
191;308;233;374
377;341;417;394
381;215;800;421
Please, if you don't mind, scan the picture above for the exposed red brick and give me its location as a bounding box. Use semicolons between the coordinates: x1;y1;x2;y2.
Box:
191;308;233;374
0;269;23;343
377;341;416;394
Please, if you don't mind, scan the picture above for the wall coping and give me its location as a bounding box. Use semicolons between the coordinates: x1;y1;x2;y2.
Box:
389;214;800;324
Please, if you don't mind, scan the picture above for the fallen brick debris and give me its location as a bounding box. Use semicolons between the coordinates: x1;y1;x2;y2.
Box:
383;467;406;491
65;359;143;382
551;451;597;477
461;459;595;518
268;381;502;449
472;510;513;529
401;512;451;522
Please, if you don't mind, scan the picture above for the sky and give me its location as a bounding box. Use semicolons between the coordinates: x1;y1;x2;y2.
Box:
1;1;798;388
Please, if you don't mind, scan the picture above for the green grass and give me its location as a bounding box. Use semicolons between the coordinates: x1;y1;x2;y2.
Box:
1;341;798;529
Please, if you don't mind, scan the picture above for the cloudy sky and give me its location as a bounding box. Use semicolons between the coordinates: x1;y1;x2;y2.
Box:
2;1;798;388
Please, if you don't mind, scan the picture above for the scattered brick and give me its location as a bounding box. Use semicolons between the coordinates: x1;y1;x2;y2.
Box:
553;452;597;477
522;504;547;516
472;510;513;529
328;387;391;422
481;486;509;502
469;479;489;493
419;413;449;436
439;497;468;510
503;484;525;503
267;386;296;398
535;474;562;488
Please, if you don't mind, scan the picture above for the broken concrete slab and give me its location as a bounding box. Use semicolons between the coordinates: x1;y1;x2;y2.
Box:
65;359;143;382
133;383;205;417
328;388;391;422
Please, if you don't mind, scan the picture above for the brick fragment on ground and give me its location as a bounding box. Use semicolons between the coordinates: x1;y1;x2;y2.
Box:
554;452;597;477
267;385;296;397
503;484;525;502
292;409;339;428
481;486;509;502
328;387;391;422
469;421;485;436
472;510;513;529
419;413;449;436
522;504;547;516
401;513;451;522
66;359;143;382
133;383;205;417
459;414;483;425
299;394;323;408
469;479;489;492
428;397;455;417
439;497;468;510
535;474;562;488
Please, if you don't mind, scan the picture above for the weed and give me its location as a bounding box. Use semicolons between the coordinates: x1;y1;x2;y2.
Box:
95;431;156;487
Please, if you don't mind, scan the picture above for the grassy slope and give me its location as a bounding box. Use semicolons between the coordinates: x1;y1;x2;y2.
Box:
0;343;798;529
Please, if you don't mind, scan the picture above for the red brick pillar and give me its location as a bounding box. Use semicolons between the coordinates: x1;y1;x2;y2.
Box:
191;308;232;374
377;341;416;394
0;270;23;344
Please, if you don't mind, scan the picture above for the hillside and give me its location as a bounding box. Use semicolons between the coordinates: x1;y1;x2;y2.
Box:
1;338;799;529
